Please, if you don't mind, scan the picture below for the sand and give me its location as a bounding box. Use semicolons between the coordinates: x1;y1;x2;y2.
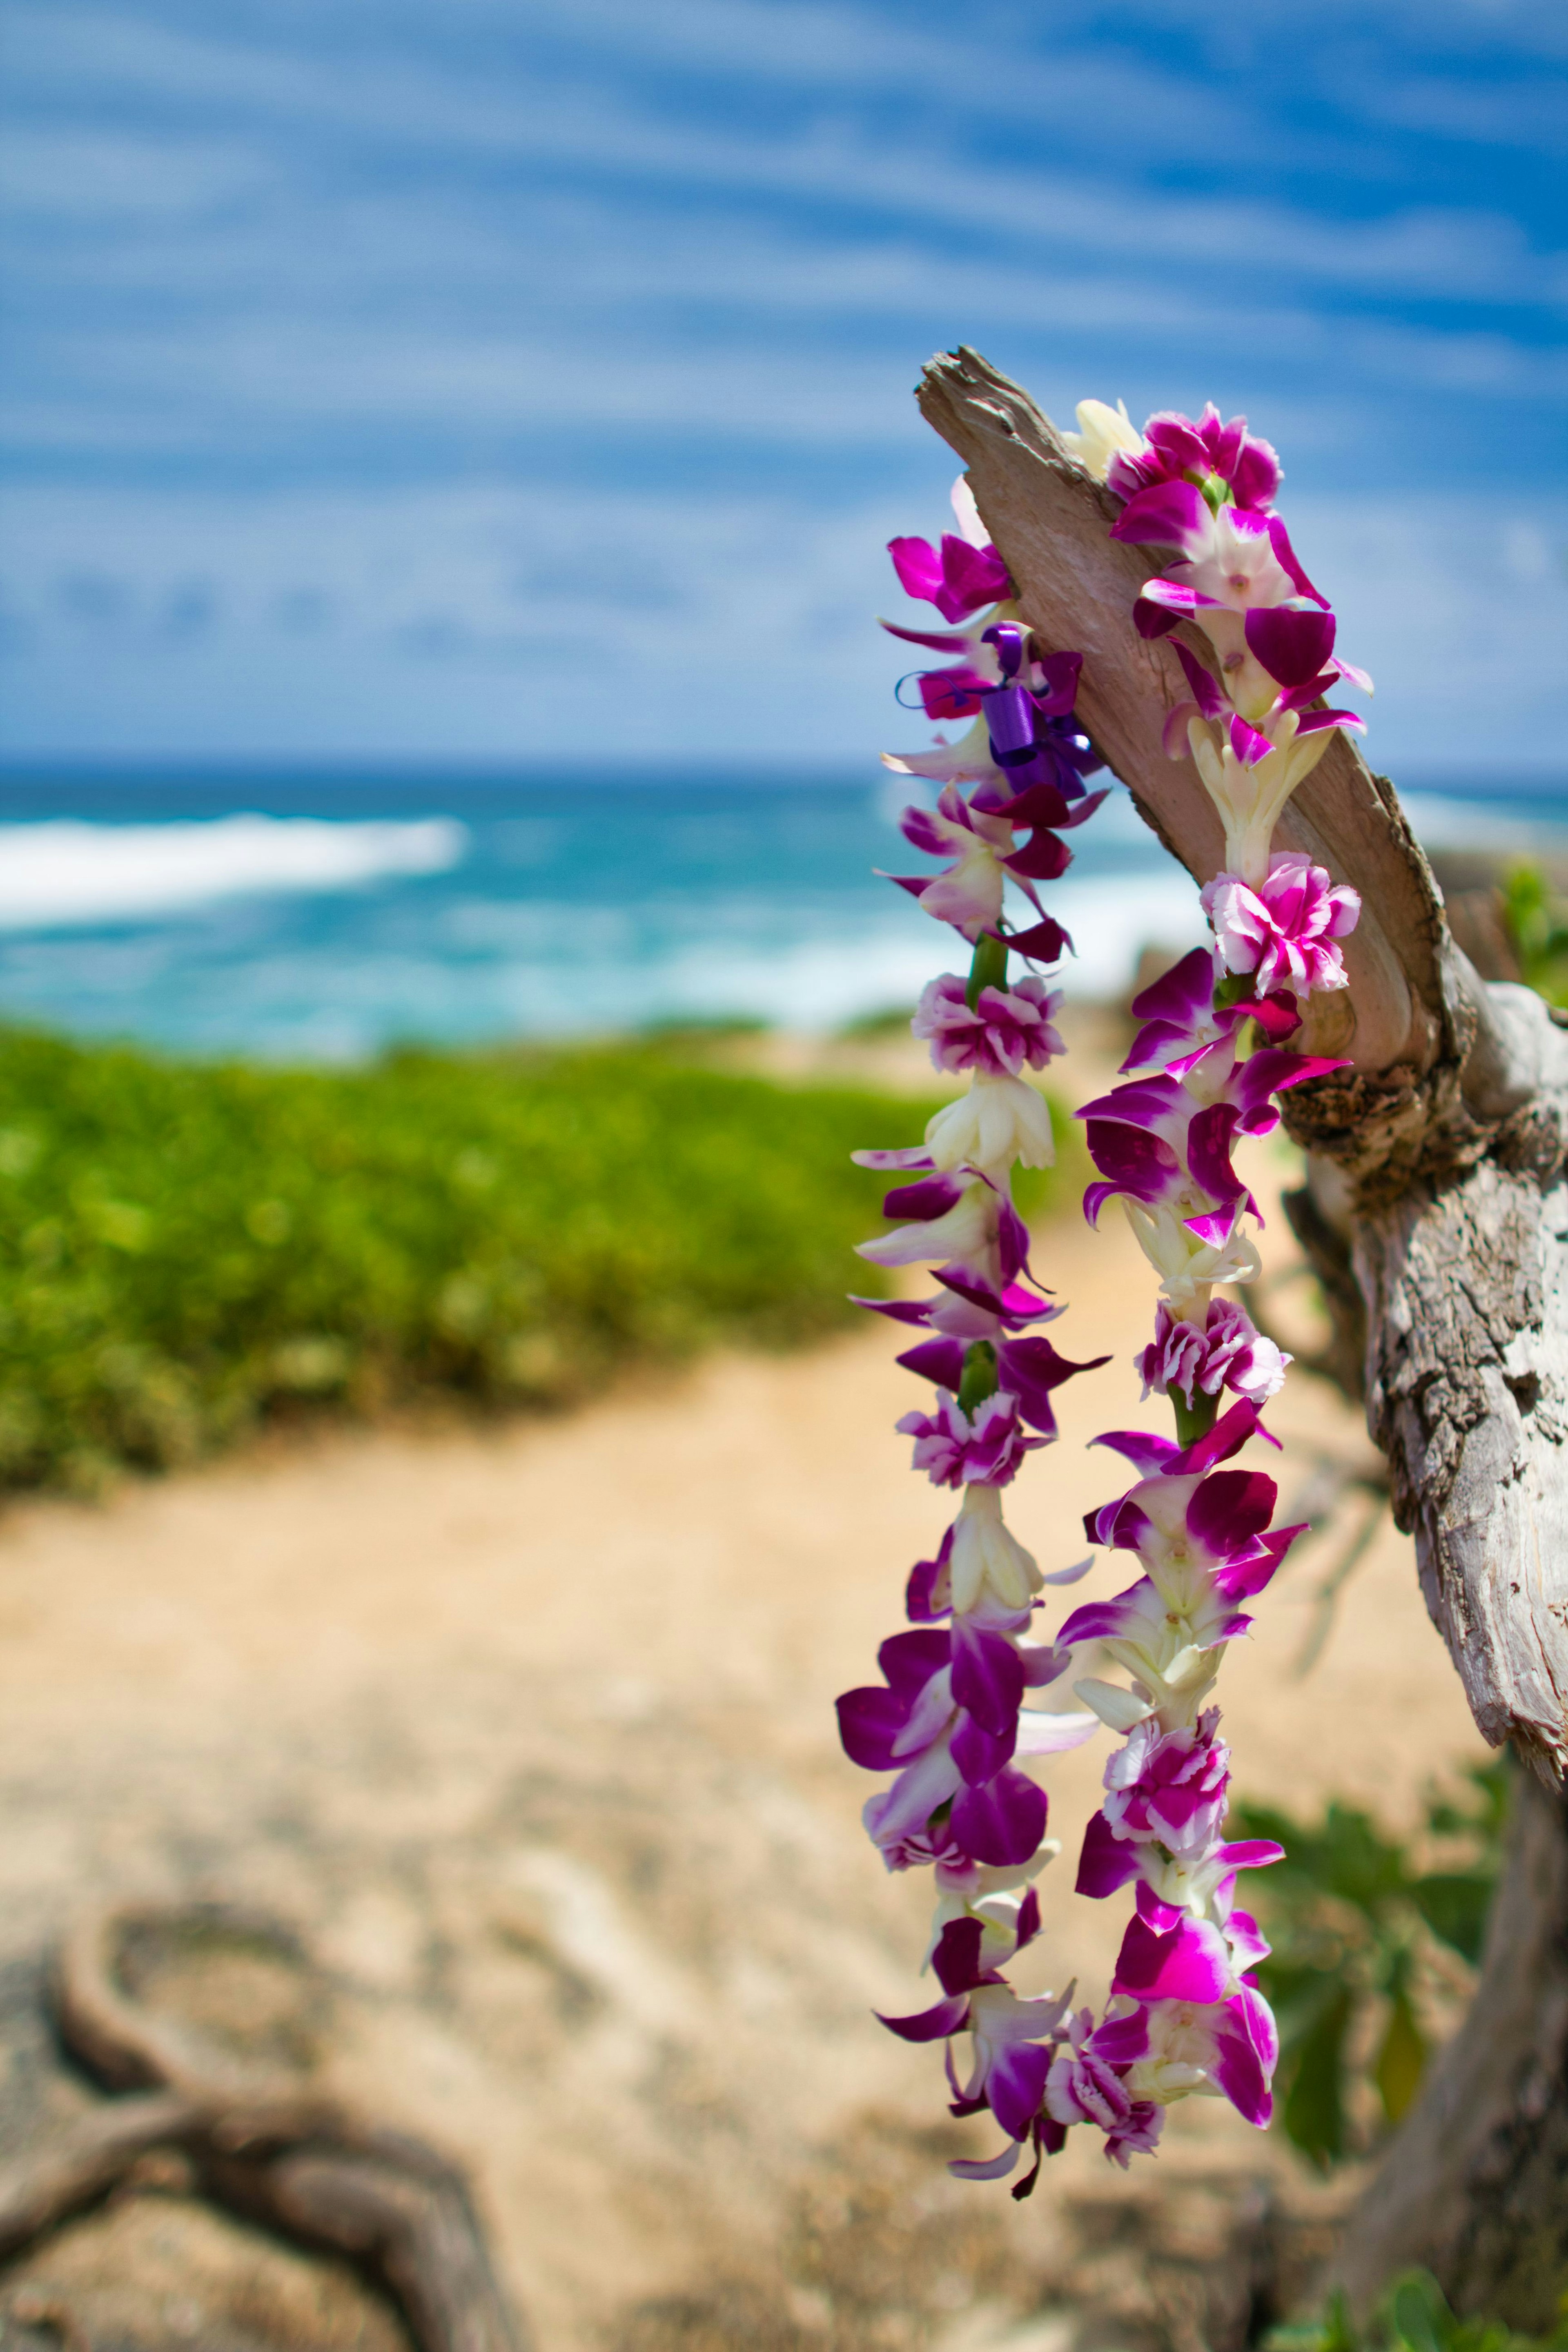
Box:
0;1020;1488;2349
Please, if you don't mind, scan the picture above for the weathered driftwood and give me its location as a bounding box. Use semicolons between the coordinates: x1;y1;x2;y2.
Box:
0;1901;528;2352
916;345;1568;1785
915;348;1568;2313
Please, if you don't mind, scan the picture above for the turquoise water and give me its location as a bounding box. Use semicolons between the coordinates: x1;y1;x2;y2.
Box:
0;767;1557;1060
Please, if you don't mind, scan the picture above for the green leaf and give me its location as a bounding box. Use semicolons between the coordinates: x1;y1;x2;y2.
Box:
1374;1984;1428;2125
1263;2288;1361;2352
1410;1871;1495;1967
1280;1981;1354;2169
1389;2271;1456;2352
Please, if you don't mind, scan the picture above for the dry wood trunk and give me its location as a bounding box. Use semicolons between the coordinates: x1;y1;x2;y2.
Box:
912;347;1568;2322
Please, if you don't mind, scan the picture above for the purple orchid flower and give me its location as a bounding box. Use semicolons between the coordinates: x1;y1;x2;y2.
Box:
1105;403;1283;514
888;530;1012;623
1077;1037;1350;1241
1095;1983;1279;2129
1078;1440;1298;1595
838;1626;1095;1871
1120;944;1301;1076
882;776;1106;946
854;1168;1036;1332
1110;483;1323;629
880;1911;1076;2195
1043;2006;1167;2168
850;1269;1063;1356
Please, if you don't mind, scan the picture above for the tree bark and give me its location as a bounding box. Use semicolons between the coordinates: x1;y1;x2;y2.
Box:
910;345;1568;2314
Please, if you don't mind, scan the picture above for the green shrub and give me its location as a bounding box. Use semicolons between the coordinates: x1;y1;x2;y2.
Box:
1232;1762;1509;2170
1501;864;1568;1004
0;1026;1071;1492
1268;2267;1568;2352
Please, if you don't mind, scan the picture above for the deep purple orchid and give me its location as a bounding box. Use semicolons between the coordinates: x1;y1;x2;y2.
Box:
881;1913;1076;2192
1094;1984;1278;2129
1062;1435;1304;1727
1120;944;1301;1077
840;1620;1098;1872
1077;1027;1349;1314
895;1329;1110;1445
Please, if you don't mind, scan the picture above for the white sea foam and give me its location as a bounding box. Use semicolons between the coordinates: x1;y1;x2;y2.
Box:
639;870;1205;1032
0;815;467;930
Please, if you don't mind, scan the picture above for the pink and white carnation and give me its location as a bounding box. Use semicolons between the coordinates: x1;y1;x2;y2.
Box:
1138;1298;1289;1409
1100;1710;1230;1856
1201;853;1361;1000
897;1389;1045;1488
914;973;1065;1078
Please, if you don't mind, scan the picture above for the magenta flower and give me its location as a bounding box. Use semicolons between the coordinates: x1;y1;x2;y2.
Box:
837;1624;1095;1872
1094;1985;1278;2129
1078;1454;1296;1600
913;972;1064;1078
897;1389;1045;1488
1043;2007;1167;2168
1106;404;1283;514
895;1330;1110;1444
882;777;1103;948
1138;1298;1290;1409
1201;853;1362;1000
888;531;1011;624
1078;1042;1349;1251
1110;482;1323;633
1101;1710;1231;1852
1120;944;1301;1076
881;1913;1075;2191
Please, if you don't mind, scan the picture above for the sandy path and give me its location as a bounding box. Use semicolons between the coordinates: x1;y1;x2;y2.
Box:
0;1070;1486;2346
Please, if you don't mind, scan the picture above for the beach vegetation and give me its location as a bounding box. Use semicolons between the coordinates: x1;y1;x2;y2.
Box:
1501;864;1568;1003
1267;2268;1568;2352
1231;1759;1508;2171
0;1024;1069;1494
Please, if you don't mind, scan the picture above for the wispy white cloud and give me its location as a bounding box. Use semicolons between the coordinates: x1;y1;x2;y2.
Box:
2;474;1564;772
9;7;1565;312
2;0;1563;762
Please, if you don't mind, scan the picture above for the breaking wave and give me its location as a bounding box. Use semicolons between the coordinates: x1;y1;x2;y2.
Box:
0;815;467;930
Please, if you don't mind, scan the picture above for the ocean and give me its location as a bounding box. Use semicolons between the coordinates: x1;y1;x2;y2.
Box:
0;767;1559;1062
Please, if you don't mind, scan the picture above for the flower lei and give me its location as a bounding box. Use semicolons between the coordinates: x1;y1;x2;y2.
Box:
837;406;1369;2194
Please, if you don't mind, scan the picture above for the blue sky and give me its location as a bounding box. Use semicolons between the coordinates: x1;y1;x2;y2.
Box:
1;0;1564;777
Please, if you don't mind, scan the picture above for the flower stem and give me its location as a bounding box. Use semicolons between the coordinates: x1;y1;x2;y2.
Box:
1172;1387;1220;1450
957;1340;1000;1415
965;930;1010;1010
